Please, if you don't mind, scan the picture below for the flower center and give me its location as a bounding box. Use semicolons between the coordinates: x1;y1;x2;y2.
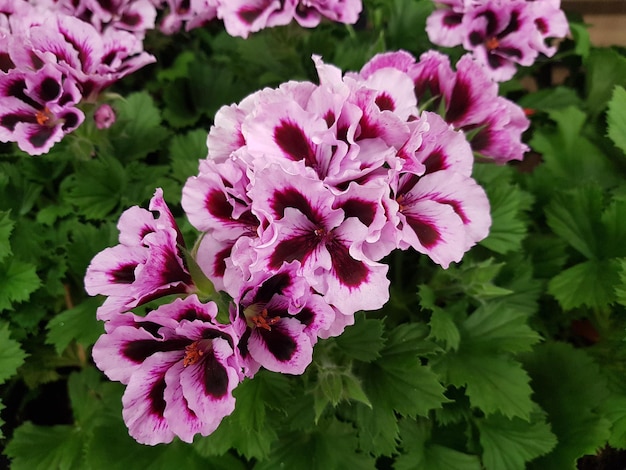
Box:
183;339;211;367
35;106;54;126
486;37;500;51
244;304;281;331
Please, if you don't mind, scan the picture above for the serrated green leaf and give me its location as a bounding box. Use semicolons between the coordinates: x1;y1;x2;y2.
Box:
0;210;14;262
548;259;620;311
427;309;461;351
517;86;583;111
254;419;376;470
319;370;343;406
435;353;534;420
480;181;532;254
5;423;85;470
169;129;207;182
342;373;371;408
334;315;385;362
111;92;169;161
545;186;604;259
600;394;626;449
523;342;612;469
607;86;626;155
0;258;40;312
586;48;626;116
363;359;448;418
601;199;626;258
355;403;398;456
0;322;27;384
61;156;127;220
395;419;481;470
46;297;104;355
462;304;541;354
478;413;557;470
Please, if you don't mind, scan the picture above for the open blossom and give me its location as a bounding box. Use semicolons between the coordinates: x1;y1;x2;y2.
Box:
356;49;529;163
92;295;244;445
85;188;195;320
426;0;569;81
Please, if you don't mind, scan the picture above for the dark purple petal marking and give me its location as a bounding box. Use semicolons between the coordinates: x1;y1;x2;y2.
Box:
498;10;520;38
38;77;61;102
535;18;548;34
339;198;376;226
148;377;167;417
205;190;234;221
269;233;317;269
323;111;336;128
443;12;463;26
406;216;441;248
61;111;80;131
271;187;320;222
487;53;506;69
123;338;190;363
0;53;14;72
274;119;317;168
8;79;40;109
327;237;369;288
29;52;44;70
259;326;297;362
358;116;382;140
445;77;472;124
1;112;35;132
295;307;314;327
397;174;420;196
423;148;448;174
111;262;137;284
497;47;523;59
239;6;265;24
137;321;163;338
159;248;193;286
203;350;229;398
28;126;55;149
440;199;469;224
375;93;395;112
469;31;483;46
213;244;232;278
120;12;141;27
255;272;292;303
478;10;498;36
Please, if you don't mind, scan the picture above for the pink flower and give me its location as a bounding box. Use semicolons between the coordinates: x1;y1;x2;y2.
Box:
85;188;194;320
94;103;116;129
92;295;244;445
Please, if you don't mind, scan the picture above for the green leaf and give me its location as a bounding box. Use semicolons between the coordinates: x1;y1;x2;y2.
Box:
607;86;626;155
46;297;104;355
334;315;385;362
545;186;604;259
169;129;208;182
476;169;532;254
586;48;626;117
61;155;127;220
0;399;5;438
0;210;14;262
600;394;626;449
395;419;481;470
570;22;591;58
436;353;534;420
110;92;169;161
0;322;27;384
523;342;612;469
462;304;541;355
0;258;40;312
477;413;557;470
362;359;448;418
517;86;583;112
355;403;398;456
428;308;461;351
5;423;85;470
254;419;376;470
548;259;620;311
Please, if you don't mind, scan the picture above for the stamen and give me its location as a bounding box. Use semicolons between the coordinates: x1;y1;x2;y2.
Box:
35;106;53;126
250;308;281;331
314;228;325;237
396;194;406;212
183;341;204;367
486;37;500;51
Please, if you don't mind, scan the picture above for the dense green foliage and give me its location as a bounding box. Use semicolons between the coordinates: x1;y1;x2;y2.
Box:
2;0;626;468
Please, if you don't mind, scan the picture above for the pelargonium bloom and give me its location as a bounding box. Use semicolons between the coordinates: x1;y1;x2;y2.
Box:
92;295;244;445
426;0;569;81
85;188;195;320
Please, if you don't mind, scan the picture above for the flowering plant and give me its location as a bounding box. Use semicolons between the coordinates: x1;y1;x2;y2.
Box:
3;0;626;468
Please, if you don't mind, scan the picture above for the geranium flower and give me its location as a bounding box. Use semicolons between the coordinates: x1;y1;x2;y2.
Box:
85;188;195;320
92;295;244;445
0;64;84;155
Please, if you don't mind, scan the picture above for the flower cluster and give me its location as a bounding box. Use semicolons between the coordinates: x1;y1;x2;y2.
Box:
85;50;528;444
155;0;363;38
426;0;569;81
0;1;155;154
